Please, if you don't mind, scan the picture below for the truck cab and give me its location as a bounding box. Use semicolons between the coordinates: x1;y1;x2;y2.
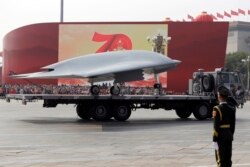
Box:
192;68;245;107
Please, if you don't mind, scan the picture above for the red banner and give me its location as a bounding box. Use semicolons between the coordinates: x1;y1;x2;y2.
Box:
217;13;224;19
231;10;238;16
187;14;194;21
238;9;245;15
224;11;231;18
211;14;217;20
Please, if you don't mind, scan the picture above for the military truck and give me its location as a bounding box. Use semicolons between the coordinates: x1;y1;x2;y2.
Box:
6;68;245;121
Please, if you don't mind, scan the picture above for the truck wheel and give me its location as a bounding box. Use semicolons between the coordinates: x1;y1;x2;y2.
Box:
202;74;214;92
76;104;91;120
90;85;100;95
175;108;192;119
113;105;131;121
193;103;210;120
110;86;120;95
92;104;110;121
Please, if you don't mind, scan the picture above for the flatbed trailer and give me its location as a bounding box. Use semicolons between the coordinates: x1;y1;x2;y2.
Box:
6;93;217;121
5;68;245;121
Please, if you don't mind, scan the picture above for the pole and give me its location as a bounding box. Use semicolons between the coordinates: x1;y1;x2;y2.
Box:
60;0;64;22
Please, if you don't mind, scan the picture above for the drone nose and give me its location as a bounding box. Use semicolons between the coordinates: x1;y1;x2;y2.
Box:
173;59;181;64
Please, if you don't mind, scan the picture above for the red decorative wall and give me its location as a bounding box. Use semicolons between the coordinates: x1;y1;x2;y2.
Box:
168;22;229;92
2;23;58;85
2;22;229;92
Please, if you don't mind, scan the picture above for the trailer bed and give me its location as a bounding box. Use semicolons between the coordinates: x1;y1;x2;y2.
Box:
5;93;217;121
6;94;214;101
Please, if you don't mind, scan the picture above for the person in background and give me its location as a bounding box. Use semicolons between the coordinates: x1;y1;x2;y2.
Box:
0;86;3;96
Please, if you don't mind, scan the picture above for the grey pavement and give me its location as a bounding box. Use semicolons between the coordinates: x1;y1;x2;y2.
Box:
0;99;250;167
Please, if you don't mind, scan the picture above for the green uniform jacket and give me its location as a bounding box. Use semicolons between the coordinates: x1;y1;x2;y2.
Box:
213;103;236;142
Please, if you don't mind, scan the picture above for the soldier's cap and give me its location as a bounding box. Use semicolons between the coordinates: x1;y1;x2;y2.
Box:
217;85;230;98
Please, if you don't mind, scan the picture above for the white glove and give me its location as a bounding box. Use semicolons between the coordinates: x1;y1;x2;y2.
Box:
213;142;219;150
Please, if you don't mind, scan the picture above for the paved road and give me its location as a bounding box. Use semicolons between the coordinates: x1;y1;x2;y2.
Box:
0;99;250;167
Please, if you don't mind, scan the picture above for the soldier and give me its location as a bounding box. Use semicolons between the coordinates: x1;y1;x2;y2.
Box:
212;86;236;167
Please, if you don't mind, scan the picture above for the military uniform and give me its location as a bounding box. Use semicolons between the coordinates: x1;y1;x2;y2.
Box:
213;102;236;167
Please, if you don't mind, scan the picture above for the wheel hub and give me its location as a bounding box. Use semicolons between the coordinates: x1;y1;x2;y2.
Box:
199;106;208;116
118;107;127;116
96;106;106;116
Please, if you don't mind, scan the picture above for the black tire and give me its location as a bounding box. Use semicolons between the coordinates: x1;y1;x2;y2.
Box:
90;85;100;95
110;86;120;95
113;105;131;121
76;104;91;120
91;104;110;121
201;74;214;92
175;108;192;119
193;102;210;120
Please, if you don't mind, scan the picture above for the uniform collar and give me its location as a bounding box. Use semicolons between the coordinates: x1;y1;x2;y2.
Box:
220;101;227;105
